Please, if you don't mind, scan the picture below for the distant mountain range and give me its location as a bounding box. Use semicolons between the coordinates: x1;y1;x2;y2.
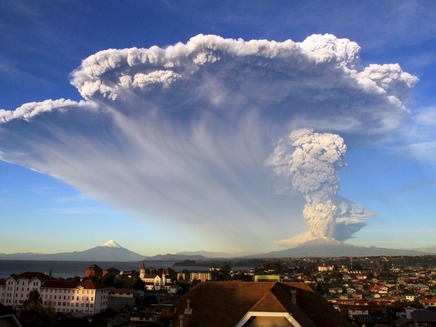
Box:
245;238;427;258
0;238;433;261
416;245;436;254
0;240;147;262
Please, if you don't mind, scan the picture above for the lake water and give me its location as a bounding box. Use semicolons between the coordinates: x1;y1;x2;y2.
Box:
0;260;210;279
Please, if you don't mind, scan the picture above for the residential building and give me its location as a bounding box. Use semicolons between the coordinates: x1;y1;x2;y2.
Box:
85;264;103;278
177;271;212;282
107;288;135;310
0;272;52;309
318;265;335;272
40;279;109;315
421;298;436;309
103;268;120;276
254;275;281;282
0;279;5;304
174;281;353;327
0;272;109;315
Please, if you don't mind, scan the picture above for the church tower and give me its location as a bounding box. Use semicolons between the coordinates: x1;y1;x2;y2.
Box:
140;261;146;280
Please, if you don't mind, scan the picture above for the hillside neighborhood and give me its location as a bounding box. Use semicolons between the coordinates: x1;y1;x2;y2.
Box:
1;255;436;326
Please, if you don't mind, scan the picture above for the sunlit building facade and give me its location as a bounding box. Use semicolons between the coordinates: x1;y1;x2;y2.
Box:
40;279;109;315
0;272;51;309
0;272;109;315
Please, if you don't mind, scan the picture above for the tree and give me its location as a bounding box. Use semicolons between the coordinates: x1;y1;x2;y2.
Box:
22;290;43;311
21;290;55;327
101;274;115;287
133;277;145;290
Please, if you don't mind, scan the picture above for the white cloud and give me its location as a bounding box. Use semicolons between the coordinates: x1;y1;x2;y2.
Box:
0;34;417;251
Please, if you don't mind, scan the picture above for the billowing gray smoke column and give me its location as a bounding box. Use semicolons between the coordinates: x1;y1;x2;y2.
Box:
268;129;347;239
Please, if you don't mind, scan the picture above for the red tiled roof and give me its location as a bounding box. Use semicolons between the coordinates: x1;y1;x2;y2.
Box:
79;279;108;289
41;279;108;290
142;274;159;278
87;264;103;270
108;288;135;294
42;280;79;289
174;282;352;327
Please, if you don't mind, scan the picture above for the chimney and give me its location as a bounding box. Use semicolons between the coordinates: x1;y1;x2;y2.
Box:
184;299;192;314
290;290;297;305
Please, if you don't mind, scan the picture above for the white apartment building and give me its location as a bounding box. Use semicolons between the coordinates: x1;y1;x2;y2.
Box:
0;272;51;309
177;271;212;282
40;279;109;315
0;272;109;315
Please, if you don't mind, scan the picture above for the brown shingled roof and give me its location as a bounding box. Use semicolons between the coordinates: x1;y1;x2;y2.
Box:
14;272;52;281
174;282;352;327
42;280;79;289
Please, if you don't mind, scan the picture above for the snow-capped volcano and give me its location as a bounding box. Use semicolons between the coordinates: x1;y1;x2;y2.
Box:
0;240;146;261
102;240;123;248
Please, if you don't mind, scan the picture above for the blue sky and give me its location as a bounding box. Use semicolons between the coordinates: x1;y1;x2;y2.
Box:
0;0;435;256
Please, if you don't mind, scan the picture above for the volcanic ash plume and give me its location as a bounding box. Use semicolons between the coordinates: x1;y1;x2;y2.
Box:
0;34;416;250
267;129;347;239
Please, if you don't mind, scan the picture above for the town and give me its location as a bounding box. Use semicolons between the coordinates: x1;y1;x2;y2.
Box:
1;255;436;326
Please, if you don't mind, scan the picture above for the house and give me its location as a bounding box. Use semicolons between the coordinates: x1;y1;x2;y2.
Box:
174;282;353;327
406;294;417;302
85;264;103;278
108;288;135;310
103;268;121;276
420;298;436;309
318;265;334;272
108;288;135;298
